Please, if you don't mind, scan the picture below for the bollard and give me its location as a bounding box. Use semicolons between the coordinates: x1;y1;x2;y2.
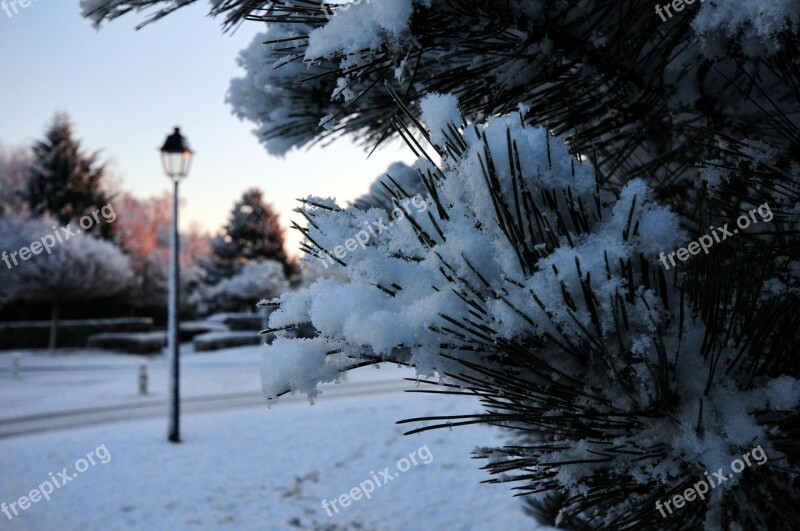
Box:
138;364;148;395
12;354;20;379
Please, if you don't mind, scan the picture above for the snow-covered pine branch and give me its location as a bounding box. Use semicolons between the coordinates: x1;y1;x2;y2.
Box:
261;96;800;529
79;2;800;243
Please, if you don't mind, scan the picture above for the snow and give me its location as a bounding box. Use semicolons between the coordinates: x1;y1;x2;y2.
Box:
307;0;415;59
260;337;345;400
0;346;294;422
80;0;800;159
215;260;290;305
192;331;261;352
207;313;257;324
255;99;800;526
692;0;800;47
0;215;133;306
353;162;426;211
71;0;800;527
0;346;428;421
0;347;539;530
419;93;462;147
226;23;337;156
263;104;689;400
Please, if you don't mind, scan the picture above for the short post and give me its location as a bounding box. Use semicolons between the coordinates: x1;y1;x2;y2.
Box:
12;354;20;379
139;364;148;395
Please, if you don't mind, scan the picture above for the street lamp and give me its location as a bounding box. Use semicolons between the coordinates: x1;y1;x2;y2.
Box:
160;127;192;443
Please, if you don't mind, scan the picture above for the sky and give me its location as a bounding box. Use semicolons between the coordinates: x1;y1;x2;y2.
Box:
0;1;413;256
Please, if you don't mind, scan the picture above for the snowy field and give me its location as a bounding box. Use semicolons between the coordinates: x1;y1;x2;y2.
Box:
0;348;540;530
0;346;404;420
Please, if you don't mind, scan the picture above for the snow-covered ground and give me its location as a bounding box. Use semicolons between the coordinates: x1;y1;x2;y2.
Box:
0;345;403;420
0;347;539;530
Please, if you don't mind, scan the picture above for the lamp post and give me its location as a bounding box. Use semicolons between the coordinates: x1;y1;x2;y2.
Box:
160;127;193;443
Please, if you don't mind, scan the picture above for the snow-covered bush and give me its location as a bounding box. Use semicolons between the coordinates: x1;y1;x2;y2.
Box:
207;312;264;331
215;259;290;312
261;99;800;529
0;215;133;348
0;317;153;350
178;320;228;341
193;331;262;352
189;259;292;317
86;331;166;354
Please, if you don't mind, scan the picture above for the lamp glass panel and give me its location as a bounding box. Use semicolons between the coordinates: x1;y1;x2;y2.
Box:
161;152;182;177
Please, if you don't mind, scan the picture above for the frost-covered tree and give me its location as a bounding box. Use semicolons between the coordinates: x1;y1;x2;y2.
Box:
115;192;170;309
0;215;133;349
0;144;31;217
80;1;800;528
113;192;213;318
26;113;115;240
192;259;291;316
203;188;293;283
216;259;290;311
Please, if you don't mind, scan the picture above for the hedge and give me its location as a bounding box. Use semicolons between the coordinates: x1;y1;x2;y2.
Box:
86;332;166;355
0;318;154;350
193;331;264;352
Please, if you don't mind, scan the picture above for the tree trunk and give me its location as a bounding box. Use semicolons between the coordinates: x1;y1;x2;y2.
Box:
49;299;60;350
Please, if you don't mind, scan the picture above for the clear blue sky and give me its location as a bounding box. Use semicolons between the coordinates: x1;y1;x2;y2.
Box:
0;1;412;256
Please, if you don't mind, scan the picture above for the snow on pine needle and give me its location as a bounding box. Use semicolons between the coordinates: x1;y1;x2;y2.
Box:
261;95;800;529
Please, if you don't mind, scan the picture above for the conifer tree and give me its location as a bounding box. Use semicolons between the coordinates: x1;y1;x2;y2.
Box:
81;2;800;528
26;113;115;239
203;188;293;283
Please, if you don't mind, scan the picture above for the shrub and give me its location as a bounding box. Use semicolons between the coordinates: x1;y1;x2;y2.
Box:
86;331;166;355
0;317;153;350
193;331;264;352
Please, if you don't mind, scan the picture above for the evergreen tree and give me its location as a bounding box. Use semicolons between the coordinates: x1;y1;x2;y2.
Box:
26;113;115;239
203;188;293;283
83;2;800;528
